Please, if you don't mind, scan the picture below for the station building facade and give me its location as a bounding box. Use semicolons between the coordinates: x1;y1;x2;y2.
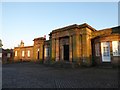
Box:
14;23;120;66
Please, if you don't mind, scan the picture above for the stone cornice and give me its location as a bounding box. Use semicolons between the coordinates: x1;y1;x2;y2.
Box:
92;33;120;40
14;46;33;49
79;23;96;32
52;24;79;34
33;37;46;41
50;23;96;35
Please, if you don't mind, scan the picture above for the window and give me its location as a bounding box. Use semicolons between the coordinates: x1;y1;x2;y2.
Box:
45;48;47;57
102;42;110;57
95;43;100;56
7;53;10;58
45;47;49;57
27;50;30;57
103;46;109;56
112;41;120;56
22;51;24;57
15;51;17;56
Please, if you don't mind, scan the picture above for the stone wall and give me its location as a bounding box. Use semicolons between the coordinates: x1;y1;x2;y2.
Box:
12;23;120;67
14;46;33;62
33;37;46;62
93;34;120;66
50;24;95;66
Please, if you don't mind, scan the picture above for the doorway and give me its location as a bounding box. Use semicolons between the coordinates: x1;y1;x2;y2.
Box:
101;42;111;62
63;45;69;61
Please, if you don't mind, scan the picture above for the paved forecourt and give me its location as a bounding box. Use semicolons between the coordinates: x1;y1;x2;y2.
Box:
2;62;119;88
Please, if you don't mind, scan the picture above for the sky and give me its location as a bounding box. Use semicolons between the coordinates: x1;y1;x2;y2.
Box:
1;2;118;49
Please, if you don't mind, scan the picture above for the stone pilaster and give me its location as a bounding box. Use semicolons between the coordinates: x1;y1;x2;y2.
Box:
55;38;60;61
51;39;56;61
69;36;73;63
82;34;92;66
61;45;64;61
40;45;42;61
72;35;76;62
82;34;87;59
79;35;82;60
76;34;80;62
44;47;47;59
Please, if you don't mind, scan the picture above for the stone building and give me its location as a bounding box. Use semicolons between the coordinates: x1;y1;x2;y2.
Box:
14;38;45;62
14;23;120;66
0;39;14;64
2;49;14;63
92;26;120;66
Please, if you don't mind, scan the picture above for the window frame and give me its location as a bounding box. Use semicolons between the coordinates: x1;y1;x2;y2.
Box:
112;41;120;56
22;51;25;57
7;53;11;58
27;50;30;57
15;51;17;57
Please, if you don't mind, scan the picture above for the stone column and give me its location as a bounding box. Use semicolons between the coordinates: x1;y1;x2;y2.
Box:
72;35;76;62
44;47;47;60
69;36;73;63
61;45;64;61
82;34;87;60
40;44;44;61
55;38;60;61
76;34;80;62
82;34;92;66
79;35;82;60
51;39;55;61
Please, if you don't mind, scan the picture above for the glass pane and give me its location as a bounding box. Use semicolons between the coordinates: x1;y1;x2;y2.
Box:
112;41;119;56
15;51;17;56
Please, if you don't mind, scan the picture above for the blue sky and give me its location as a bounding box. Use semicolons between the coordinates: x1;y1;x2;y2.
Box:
1;2;118;49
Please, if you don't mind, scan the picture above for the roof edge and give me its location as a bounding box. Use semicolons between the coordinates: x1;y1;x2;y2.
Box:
51;23;96;34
